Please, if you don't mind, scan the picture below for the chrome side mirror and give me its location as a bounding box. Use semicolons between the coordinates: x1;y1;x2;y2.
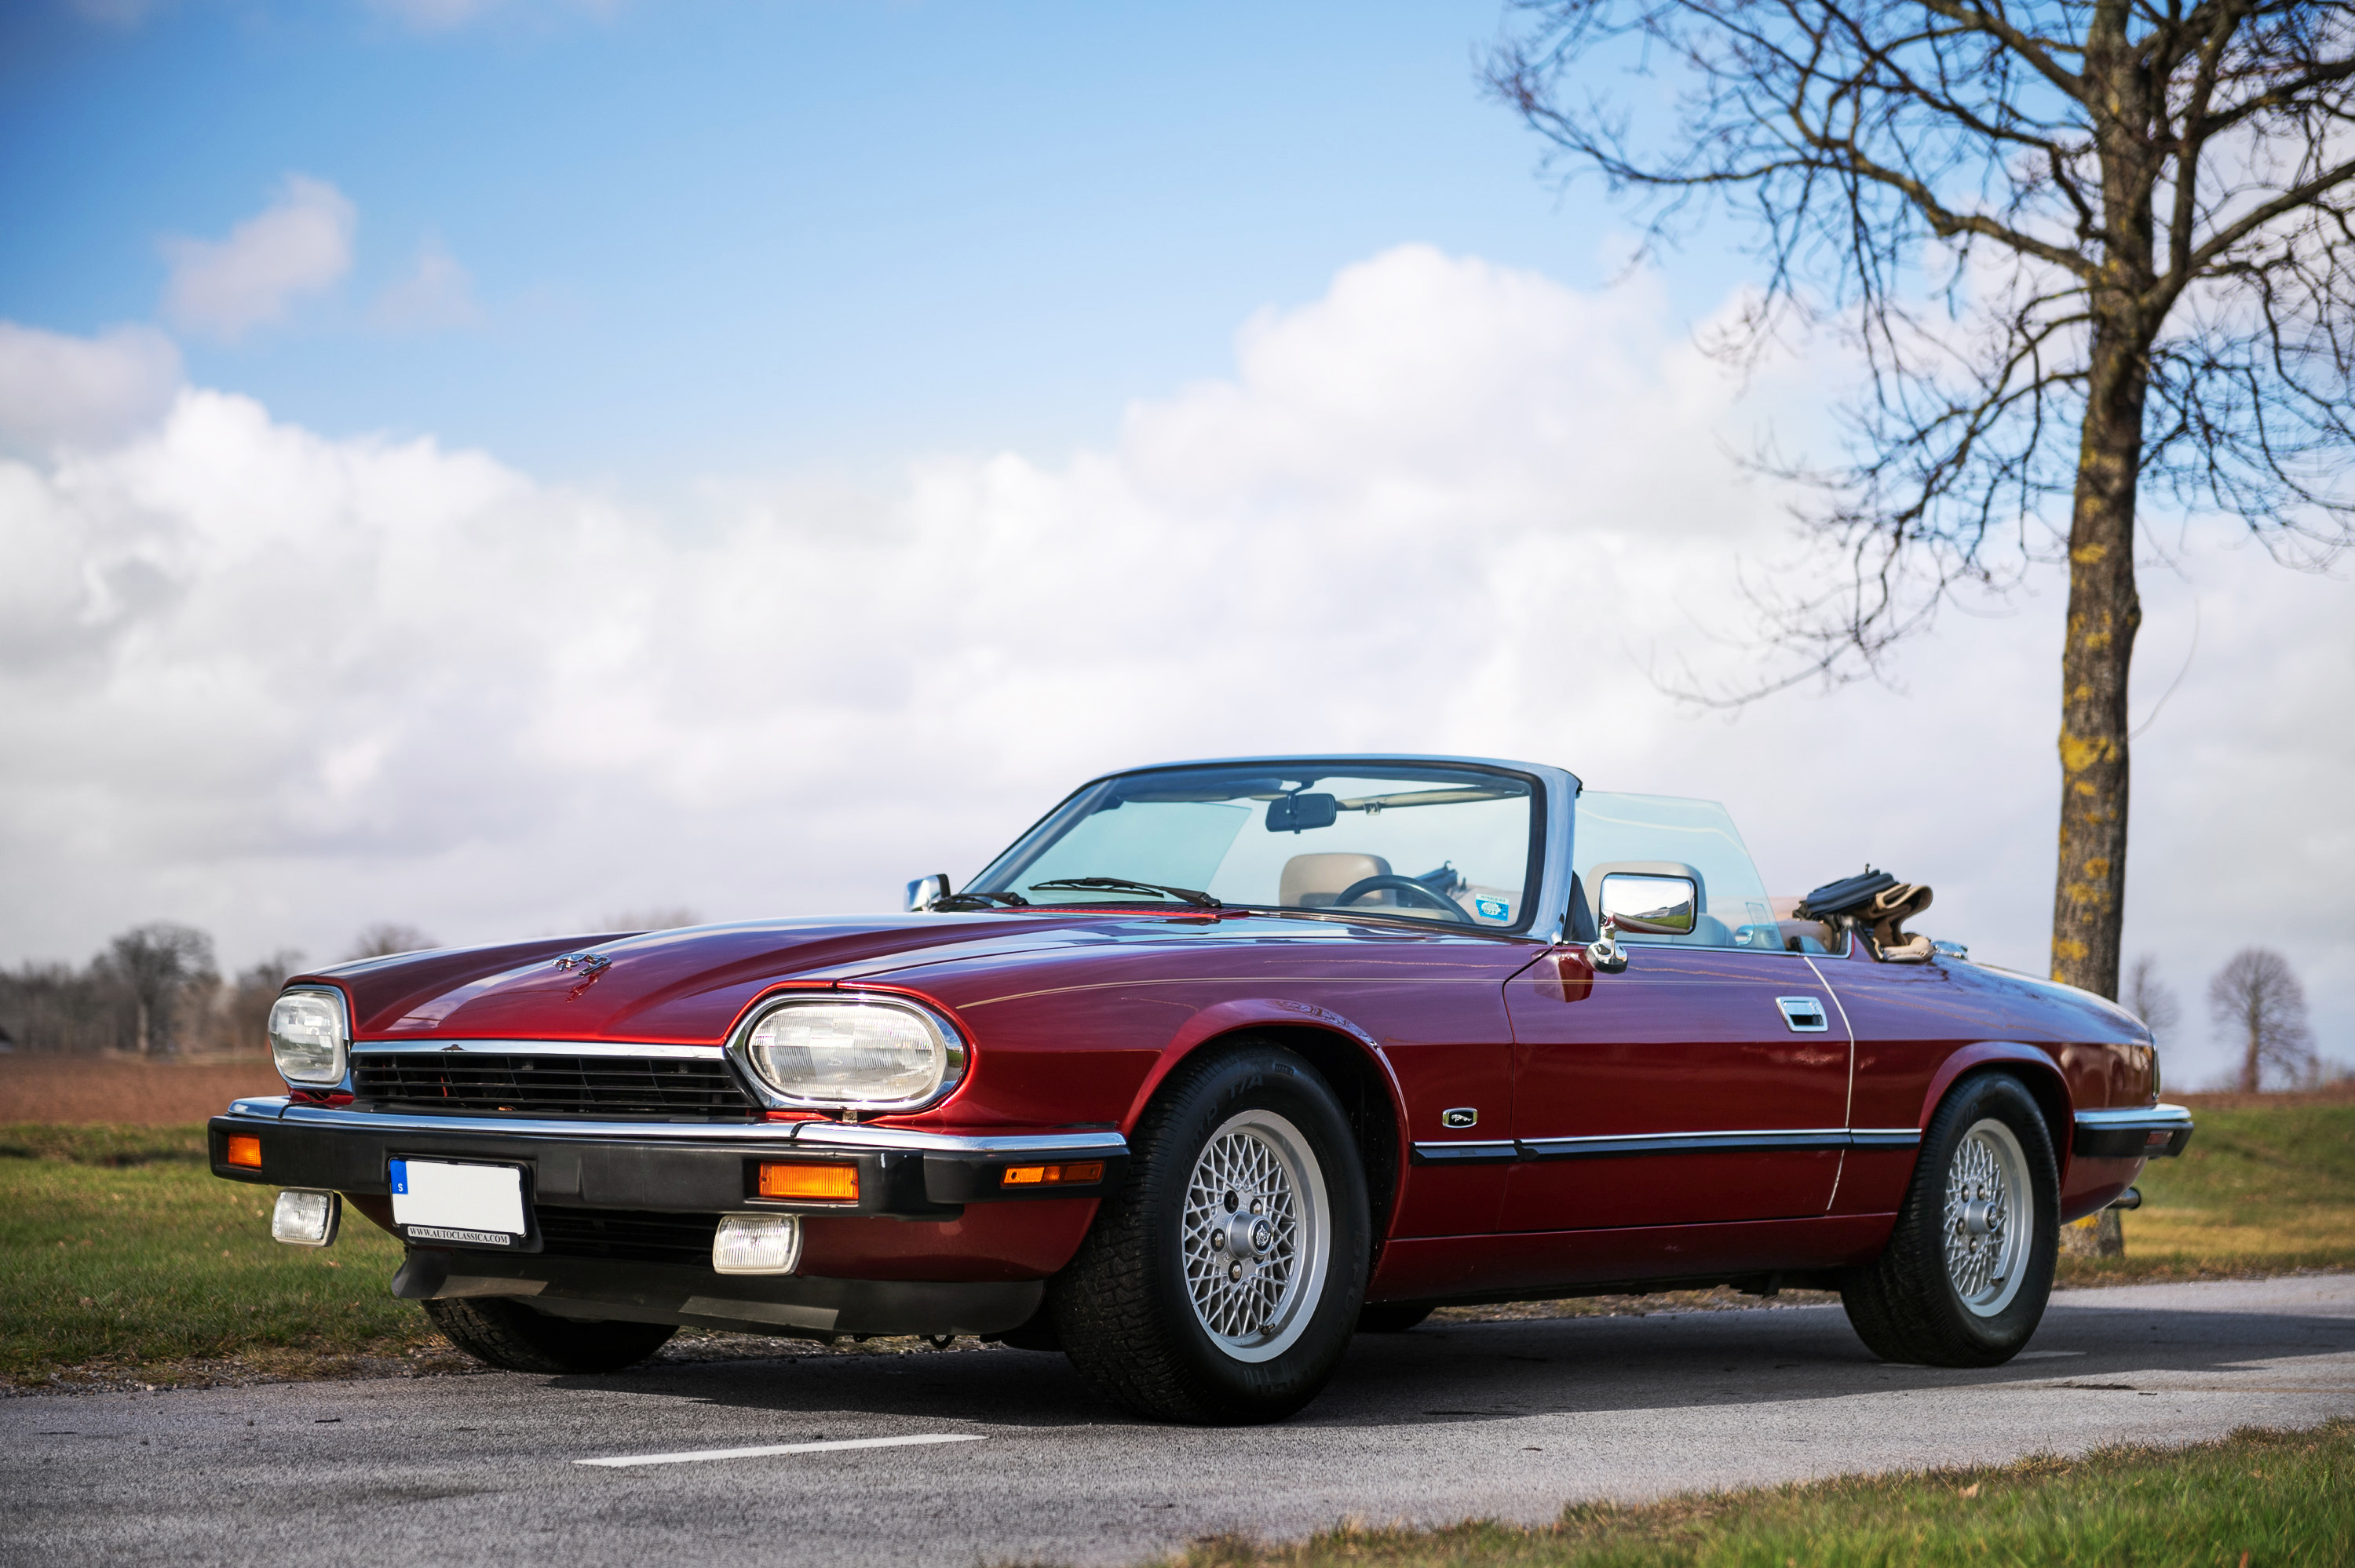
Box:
1597;872;1699;936
905;873;951;912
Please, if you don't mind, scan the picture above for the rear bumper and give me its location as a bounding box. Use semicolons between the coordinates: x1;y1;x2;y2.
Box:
208;1097;1127;1219
2072;1103;2195;1159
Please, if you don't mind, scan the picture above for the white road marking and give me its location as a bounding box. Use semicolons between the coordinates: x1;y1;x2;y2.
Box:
578;1433;987;1468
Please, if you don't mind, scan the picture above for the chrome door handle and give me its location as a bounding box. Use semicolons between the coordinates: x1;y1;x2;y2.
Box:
1776;996;1830;1033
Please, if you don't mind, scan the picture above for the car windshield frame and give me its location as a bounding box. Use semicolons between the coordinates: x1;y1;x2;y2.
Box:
962;757;1554;936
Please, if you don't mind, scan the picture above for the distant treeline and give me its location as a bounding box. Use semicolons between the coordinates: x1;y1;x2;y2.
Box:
0;921;432;1057
0;913;696;1057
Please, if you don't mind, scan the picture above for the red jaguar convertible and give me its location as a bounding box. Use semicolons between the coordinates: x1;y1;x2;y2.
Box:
210;755;2189;1423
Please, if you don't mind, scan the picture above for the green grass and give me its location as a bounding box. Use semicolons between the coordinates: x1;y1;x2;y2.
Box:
1160;1420;2353;1567
2058;1103;2355;1286
1;1122;436;1386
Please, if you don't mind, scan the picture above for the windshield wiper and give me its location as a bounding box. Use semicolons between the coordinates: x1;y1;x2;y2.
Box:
933;890;1030;910
1027;877;1223;909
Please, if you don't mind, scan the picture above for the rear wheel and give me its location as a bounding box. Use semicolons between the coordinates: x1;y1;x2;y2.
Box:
422;1296;676;1373
1050;1041;1370;1424
1840;1072;2058;1367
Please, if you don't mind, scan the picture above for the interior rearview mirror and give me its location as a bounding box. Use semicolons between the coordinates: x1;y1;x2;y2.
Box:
906;873;951;912
1265;793;1339;833
1598;873;1698;936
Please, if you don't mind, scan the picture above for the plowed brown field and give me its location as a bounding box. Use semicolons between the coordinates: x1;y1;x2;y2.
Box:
0;1056;286;1124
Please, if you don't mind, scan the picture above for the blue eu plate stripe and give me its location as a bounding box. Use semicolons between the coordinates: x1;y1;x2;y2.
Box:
389;1159;408;1194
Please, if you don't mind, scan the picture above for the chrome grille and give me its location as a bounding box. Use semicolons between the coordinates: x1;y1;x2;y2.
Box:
353;1052;756;1119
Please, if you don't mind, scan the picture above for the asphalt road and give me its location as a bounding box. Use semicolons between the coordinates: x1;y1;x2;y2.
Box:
6;1274;2351;1568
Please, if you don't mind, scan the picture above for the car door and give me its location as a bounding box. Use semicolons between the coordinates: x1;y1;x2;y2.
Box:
1499;943;1852;1231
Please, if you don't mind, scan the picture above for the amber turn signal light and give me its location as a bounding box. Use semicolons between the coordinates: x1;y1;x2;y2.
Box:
1000;1161;1105;1187
757;1162;859;1202
225;1134;263;1169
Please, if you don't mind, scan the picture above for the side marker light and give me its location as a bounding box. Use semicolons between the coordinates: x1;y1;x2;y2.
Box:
226;1135;263;1169
1000;1161;1106;1187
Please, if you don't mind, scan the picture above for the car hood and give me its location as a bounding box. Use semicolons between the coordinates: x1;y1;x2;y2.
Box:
304;913;1145;1045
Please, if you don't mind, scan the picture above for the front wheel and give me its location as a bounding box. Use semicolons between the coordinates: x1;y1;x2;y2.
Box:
422;1296;676;1373
1050;1041;1370;1423
1839;1072;2059;1367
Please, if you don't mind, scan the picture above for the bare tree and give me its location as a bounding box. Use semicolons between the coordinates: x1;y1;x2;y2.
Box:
2207;946;2315;1091
346;924;437;961
100;921;218;1056
212;950;305;1056
1489;2;2355;1001
2123;951;2182;1041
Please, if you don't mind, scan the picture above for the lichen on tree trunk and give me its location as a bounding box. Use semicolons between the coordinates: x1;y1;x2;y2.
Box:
2050;311;2147;1002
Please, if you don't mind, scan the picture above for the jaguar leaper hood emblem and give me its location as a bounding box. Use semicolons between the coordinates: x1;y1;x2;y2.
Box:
552;952;611;976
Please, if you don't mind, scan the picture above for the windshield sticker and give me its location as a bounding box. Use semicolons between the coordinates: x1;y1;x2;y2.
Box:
1475;899;1510;921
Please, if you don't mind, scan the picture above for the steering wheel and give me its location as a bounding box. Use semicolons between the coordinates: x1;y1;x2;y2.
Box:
1333;875;1475;924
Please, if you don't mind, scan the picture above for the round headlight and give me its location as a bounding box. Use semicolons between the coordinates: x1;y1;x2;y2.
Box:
737;997;966;1111
268;987;348;1086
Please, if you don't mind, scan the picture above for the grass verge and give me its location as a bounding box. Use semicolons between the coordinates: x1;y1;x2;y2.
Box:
1162;1420;2353;1567
1;1122;442;1388
2057;1102;2355;1287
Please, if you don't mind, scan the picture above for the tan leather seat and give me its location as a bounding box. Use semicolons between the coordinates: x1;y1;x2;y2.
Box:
1280;852;1391;909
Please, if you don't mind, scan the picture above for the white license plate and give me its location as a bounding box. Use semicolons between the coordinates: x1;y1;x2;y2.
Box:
390;1158;527;1247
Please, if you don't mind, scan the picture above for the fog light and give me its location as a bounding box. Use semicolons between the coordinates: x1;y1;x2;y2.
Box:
271;1189;341;1247
714;1213;802;1275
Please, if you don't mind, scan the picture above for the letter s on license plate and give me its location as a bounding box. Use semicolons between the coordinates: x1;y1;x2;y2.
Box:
389;1158;528;1246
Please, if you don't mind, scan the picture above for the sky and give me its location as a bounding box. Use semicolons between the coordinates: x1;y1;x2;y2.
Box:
2;0;2350;1089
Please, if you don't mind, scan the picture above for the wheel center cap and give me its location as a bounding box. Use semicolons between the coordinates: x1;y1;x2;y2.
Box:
1227;1213;1266;1260
1961;1198;1999;1236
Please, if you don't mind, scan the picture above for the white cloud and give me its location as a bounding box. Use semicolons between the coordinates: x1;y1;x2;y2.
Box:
0;322;183;454
1;243;2347;1084
161;176;356;341
370;237;482;331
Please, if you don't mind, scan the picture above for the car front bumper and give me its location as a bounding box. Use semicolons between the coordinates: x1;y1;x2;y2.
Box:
208;1097;1127;1340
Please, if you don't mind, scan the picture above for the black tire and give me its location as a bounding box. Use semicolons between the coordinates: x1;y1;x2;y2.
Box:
1356;1302;1434;1334
422;1296;676;1374
1050;1040;1371;1424
1840;1072;2059;1367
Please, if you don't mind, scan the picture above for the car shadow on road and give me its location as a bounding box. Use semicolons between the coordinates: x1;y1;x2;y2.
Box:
542;1292;2355;1433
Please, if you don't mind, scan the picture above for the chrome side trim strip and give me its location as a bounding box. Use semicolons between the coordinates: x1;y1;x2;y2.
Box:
2073;1103;2194;1130
1411;1126;1925;1164
1519;1128;1852;1159
239;1102;1127;1157
352;1039;724;1059
1409;1140;1519;1164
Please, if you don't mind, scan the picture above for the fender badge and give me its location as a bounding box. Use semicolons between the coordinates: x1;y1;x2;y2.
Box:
1440;1107;1479;1129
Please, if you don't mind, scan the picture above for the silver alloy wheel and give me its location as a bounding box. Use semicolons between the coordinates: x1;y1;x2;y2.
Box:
1944;1116;2032;1317
1180;1109;1331;1363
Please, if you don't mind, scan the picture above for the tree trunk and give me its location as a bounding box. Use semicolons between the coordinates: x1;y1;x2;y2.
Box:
135;997;151;1057
2240;1002;2262;1093
2050;314;2146;1001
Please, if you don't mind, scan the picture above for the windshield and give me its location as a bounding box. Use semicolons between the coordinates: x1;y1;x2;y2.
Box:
966;762;1543;930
